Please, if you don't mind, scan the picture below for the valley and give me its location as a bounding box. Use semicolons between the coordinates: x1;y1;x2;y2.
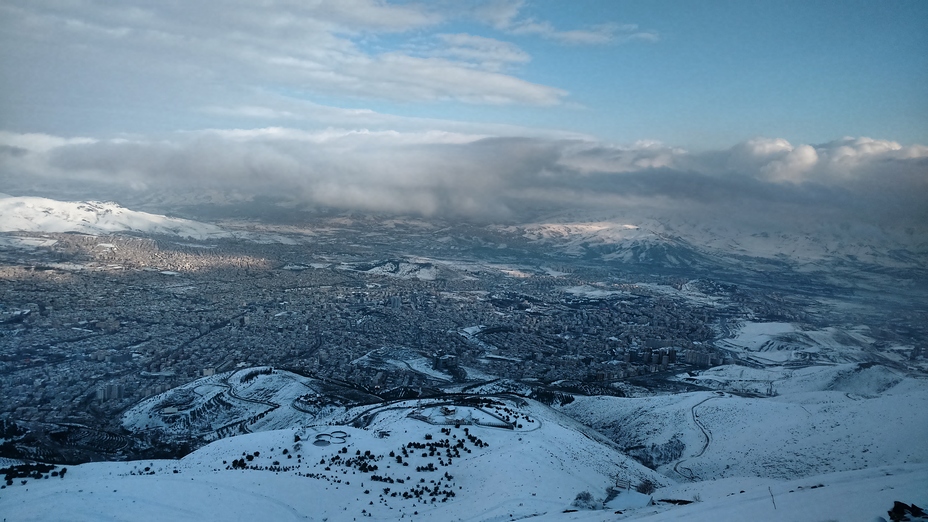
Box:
1;197;926;520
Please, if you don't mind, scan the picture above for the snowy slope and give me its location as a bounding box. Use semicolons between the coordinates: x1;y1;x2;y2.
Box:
122;368;379;441
0;194;230;239
561;364;928;482
2;426;924;521
3;365;925;521
531;464;928;522
341;260;441;281
2;397;667;521
716;321;877;366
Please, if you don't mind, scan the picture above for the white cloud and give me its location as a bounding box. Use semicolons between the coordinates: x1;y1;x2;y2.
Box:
0;1;567;106
296;0;442;32
507;20;614;45
472;0;658;46
2;130;924;231
194;95;593;140
201;106;301;119
762;144;818;183
467;0;658;45
434;33;531;71
471;0;524;29
0;132;97;153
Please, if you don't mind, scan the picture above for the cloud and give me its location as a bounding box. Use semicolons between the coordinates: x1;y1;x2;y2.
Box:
201;106;301;120
0;1;566;107
506;21;657;45
470;0;524;29
193;97;593;140
432;33;531;71
0;132;97;153
469;1;658;45
294;0;442;32
1;130;925;234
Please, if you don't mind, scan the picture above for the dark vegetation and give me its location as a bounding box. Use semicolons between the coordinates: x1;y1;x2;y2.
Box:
1;463;65;488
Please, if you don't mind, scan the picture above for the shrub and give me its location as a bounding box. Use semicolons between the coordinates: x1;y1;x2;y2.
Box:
571;491;598;510
636;479;656;495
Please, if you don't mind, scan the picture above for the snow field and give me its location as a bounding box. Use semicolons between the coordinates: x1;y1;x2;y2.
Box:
2;397;666;521
564;365;928;481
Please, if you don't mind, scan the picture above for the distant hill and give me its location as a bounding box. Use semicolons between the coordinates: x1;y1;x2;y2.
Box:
0;194;230;239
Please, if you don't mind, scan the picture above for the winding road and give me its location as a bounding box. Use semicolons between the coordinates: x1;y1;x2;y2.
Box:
672;393;718;481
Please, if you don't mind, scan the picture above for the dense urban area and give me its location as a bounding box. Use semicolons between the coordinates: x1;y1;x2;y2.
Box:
1;223;923;463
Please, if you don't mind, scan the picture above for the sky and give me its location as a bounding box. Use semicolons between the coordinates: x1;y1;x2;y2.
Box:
0;0;926;227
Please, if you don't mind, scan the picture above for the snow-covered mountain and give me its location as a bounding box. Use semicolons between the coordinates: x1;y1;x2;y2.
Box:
505;212;928;269
4;193;924;272
0;194;230;240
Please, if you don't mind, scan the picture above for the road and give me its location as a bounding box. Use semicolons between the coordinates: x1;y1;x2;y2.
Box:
672;393;718;481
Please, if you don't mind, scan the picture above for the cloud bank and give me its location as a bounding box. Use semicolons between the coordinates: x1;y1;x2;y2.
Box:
1;131;925;235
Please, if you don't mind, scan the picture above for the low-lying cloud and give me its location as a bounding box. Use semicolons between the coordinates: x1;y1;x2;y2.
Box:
1;130;925;233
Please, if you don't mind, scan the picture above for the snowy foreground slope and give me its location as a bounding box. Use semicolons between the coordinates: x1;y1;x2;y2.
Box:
2;397;666;521
562;364;928;482
0;194;229;239
537;464;928;522
2;432;924;521
3;367;927;521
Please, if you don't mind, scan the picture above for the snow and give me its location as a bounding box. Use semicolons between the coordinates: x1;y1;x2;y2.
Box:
348;260;438;280
716;322;877;366
121;369;345;441
0;235;58;249
2;397;666;521
724;322;801;351
540;266;570;277
0;195;230;239
563;365;928;482
461;325;485;336
352;347;454;382
624;464;928;522
4;364;925;521
604;490;653;510
458;366;498;382
562;285;628;299
518;222;653;246
509;212;928;268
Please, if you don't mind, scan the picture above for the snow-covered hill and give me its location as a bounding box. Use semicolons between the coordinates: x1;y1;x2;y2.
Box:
2;396;668;521
561;363;928;482
342;260;441;281
3;363;926;521
122;368;382;442
0;194;230;239
537;464;928;522
715;321;888;367
2;416;924;521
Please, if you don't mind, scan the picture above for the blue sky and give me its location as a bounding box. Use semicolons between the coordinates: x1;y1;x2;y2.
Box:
1;0;925;148
1;1;926;225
